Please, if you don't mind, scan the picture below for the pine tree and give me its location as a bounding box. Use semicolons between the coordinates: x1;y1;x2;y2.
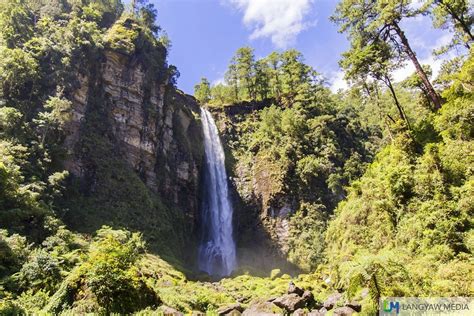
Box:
194;77;211;104
333;0;443;110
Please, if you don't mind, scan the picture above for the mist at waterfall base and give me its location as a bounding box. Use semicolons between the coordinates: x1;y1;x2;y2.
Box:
198;108;237;277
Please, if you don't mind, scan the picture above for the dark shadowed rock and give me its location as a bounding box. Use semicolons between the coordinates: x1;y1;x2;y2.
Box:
345;301;361;312
302;290;315;305
333;306;356;315
217;303;244;315
323;292;342;310
273;293;306;312
288;281;305;296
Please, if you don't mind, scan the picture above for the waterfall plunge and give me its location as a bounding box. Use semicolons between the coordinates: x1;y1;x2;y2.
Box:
198;108;237;277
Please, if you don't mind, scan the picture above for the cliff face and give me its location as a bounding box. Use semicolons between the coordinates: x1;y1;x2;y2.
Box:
209;101;300;272
210;99;371;273
61;25;204;259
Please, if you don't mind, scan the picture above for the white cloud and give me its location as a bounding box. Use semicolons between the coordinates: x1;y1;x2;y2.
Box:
329;70;348;92
392;56;442;83
212;77;225;86
226;0;315;48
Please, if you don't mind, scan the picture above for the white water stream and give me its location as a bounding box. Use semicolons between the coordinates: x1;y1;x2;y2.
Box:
198;108;237;277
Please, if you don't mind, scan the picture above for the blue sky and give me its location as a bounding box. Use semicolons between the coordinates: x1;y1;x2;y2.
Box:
135;0;454;94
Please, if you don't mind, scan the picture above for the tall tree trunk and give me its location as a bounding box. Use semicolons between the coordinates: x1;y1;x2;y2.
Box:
392;22;442;110
436;0;474;44
382;75;407;124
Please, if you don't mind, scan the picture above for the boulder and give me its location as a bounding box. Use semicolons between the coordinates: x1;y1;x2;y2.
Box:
308;310;325;316
273;293;306;312
159;305;183;316
345;301;361;312
323;292;342;310
243;298;282;316
333;306;356;315
293;308;307;315
288;281;304;296
302;290;315;306
217;303;244;315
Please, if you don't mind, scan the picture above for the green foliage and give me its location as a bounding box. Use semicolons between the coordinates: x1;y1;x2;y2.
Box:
194;77;211;104
14;248;63;293
0;230;29;278
0;0;34;48
104;16;140;54
81;227;160;314
326;53;473;300
423;0;473;53
196;47;324;106
217;79;373;273
340;250;410;310
0;107;22;136
0;47;39;100
14;288;49;313
333;0;442;110
287;203;327;272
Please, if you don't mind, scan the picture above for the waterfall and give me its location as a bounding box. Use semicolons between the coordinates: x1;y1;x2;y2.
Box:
198;108;237;277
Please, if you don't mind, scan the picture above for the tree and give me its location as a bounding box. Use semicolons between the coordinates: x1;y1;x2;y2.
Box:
0;0;34;48
333;0;443;110
137;0;159;35
234;46;256;100
82;227;160;314
424;0;473;51
264;52;282;99
0;47;39;104
129;0;160;35
167;65;180;87
33;94;72;146
194;77;211;104
225;62;239;102
91;0;124;27
0;107;22;137
210;83;234;105
254;59;271;100
279;49;319;104
341;38;410;125
402;65;434;108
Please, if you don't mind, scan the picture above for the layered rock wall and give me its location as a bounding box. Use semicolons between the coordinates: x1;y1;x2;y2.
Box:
63;46;204;254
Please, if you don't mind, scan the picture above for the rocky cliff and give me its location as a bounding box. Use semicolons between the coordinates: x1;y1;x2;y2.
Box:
59;18;204;260
210;98;371;273
209;101;301;273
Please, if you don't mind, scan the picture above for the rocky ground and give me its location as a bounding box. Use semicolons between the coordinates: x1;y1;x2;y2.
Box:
154;282;362;316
